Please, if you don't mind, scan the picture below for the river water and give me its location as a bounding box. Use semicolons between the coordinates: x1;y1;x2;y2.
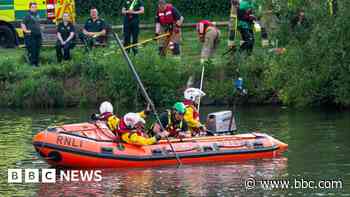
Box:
0;106;349;196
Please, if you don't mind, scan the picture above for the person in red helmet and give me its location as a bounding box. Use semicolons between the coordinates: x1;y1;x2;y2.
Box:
155;0;184;56
196;20;221;64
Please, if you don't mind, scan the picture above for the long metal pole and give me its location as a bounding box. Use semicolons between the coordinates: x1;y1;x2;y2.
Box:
112;32;182;166
197;65;205;113
104;33;170;57
124;33;170;50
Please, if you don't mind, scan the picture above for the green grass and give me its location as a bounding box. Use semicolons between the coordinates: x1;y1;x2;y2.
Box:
2;10;349;110
1;27;231;65
0;28;235;108
76;14;228;26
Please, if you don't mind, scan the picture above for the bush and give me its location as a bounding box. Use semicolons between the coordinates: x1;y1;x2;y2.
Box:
0;58;16;82
11;76;64;108
75;0;230;21
101;46;192;107
1;1;350;108
227;1;350;107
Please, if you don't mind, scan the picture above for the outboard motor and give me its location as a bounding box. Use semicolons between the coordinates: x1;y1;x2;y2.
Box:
206;111;237;135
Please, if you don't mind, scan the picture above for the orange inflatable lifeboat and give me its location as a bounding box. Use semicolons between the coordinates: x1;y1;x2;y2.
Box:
33;121;288;168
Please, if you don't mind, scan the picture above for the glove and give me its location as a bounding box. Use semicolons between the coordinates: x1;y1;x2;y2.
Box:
156;131;169;140
144;103;152;116
91;114;100;121
144;110;151;116
249;15;257;22
178;132;191;138
173;27;180;34
199;125;207;132
199;35;205;43
155;23;161;34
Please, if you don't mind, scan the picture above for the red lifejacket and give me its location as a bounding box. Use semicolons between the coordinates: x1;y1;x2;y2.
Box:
197;20;213;35
183;99;200;120
99;112;113;121
117;118;143;136
157;4;176;25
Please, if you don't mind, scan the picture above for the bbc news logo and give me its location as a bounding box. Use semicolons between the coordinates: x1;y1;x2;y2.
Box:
8;169;102;183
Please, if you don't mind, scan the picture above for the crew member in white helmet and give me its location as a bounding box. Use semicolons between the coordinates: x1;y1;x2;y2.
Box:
183;88;207;135
92;101;121;135
92;101;151;137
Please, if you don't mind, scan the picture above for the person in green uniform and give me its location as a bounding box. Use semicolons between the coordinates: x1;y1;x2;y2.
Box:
238;0;256;55
122;0;144;55
21;2;42;67
56;13;75;62
80;7;107;48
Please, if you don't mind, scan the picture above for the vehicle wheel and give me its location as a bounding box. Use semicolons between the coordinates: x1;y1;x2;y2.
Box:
0;25;16;48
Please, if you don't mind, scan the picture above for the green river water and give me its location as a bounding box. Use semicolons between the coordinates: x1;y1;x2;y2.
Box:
0;106;349;196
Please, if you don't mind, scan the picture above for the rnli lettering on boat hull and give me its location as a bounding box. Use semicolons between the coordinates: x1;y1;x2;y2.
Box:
32;122;288;168
56;135;83;148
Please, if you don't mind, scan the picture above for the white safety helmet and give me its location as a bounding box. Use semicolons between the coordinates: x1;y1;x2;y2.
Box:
123;113;146;128
99;101;114;114
184;88;206;103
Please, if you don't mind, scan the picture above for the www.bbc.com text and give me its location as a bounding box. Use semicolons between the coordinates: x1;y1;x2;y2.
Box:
244;177;343;190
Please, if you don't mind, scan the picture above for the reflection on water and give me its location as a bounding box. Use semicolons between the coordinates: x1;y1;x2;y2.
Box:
36;159;288;197
0;106;349;196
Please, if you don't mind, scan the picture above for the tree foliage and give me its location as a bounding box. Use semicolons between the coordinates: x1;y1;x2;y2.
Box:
233;0;350;107
75;0;230;19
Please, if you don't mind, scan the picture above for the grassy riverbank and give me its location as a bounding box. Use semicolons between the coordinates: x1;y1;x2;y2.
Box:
1;4;350;109
0;29;233;109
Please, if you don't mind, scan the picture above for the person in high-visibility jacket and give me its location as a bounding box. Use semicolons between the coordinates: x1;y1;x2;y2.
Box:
153;102;189;138
183;88;207;136
196;20;221;64
118;113;165;146
93;101;121;135
94;101;149;136
228;0;240;48
122;0;145;55
328;0;337;16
